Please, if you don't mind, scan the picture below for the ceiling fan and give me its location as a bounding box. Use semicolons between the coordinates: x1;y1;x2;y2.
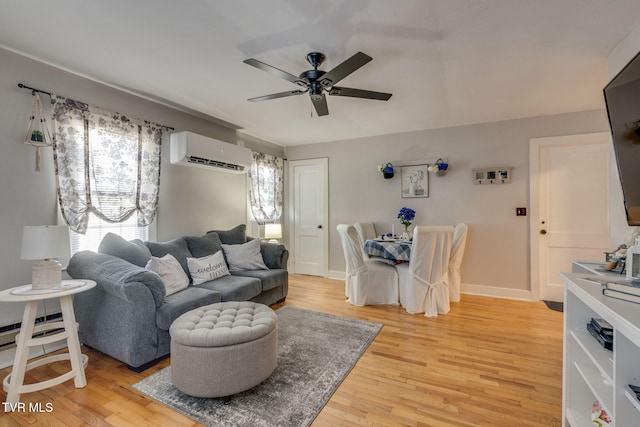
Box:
243;51;392;117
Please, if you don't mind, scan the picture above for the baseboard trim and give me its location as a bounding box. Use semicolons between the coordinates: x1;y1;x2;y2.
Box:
327;271;534;301
460;283;533;301
327;270;345;281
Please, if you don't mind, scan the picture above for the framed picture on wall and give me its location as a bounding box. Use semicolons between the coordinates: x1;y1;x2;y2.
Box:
401;165;429;198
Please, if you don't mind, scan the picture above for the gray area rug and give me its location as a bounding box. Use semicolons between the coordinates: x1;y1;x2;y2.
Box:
543;300;564;312
132;306;382;427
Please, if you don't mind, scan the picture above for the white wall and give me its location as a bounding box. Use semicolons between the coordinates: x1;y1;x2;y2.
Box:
0;48;280;327
286;110;609;297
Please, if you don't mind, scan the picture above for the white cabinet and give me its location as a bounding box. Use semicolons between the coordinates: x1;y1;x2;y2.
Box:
561;267;640;426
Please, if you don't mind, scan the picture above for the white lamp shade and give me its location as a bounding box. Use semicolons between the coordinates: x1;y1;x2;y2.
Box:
264;223;282;239
21;225;71;260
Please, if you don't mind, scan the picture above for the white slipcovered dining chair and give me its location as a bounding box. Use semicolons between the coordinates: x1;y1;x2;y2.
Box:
337;224;399;306
396;225;454;316
449;223;469;302
354;222;377;259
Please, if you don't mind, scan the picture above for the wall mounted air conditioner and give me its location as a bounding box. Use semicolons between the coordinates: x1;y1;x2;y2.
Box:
170;131;252;174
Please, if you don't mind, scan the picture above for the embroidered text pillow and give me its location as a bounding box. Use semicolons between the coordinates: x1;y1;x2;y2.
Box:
187;251;230;285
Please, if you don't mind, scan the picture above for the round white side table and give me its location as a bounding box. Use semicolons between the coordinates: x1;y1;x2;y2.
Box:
0;280;96;410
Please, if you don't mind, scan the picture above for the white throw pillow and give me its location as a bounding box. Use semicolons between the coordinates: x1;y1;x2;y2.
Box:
145;254;189;296
187;251;230;285
222;238;269;272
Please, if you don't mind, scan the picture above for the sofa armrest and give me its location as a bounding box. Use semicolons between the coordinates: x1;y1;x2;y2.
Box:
260;243;289;270
67;250;166;307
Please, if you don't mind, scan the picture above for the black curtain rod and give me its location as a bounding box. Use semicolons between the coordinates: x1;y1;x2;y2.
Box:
18;83;52;96
17;82;175;131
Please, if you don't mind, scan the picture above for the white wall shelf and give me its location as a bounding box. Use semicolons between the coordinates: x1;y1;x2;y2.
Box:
561;262;640;426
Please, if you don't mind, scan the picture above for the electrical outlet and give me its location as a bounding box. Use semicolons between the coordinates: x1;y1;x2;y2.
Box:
516;207;527;216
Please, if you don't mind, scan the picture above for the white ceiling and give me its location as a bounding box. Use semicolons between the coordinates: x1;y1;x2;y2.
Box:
1;1;640;146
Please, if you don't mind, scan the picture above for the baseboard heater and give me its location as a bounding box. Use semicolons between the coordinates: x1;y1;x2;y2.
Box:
0;312;63;350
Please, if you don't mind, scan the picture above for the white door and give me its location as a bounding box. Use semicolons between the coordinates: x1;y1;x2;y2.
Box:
530;132;611;302
289;158;328;276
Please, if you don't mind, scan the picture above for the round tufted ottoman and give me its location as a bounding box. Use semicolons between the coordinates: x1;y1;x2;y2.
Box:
169;301;278;398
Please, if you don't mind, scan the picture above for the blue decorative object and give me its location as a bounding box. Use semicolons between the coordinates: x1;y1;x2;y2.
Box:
397;207;416;233
378;163;394;179
428;158;449;176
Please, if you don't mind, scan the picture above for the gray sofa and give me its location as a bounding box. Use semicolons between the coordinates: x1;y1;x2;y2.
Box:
67;225;288;371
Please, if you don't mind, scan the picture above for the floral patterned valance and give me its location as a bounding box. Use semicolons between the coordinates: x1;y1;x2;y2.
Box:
248;151;284;223
51;95;162;234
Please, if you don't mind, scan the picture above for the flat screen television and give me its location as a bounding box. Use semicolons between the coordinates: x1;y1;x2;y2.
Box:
604;50;640;226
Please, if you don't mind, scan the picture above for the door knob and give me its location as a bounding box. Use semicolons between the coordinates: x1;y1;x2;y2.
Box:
540;229;547;235
317;225;323;229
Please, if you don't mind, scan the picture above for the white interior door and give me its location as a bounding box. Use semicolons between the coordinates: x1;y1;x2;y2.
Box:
530;133;611;302
289;158;328;276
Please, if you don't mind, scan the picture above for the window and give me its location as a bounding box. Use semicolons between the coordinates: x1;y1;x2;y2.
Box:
51;95;162;251
248;152;284;223
68;212;153;254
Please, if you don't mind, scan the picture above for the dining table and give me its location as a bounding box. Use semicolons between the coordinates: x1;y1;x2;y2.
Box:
364;238;412;262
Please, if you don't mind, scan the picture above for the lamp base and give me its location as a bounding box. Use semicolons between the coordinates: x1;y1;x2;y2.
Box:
32;259;62;290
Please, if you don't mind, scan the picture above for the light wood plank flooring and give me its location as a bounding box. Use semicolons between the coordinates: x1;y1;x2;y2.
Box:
0;275;563;426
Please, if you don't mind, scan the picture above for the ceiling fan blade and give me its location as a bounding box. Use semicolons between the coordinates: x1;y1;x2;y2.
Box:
244;58;306;86
318;51;372;87
310;93;329;116
248;90;306;102
329;86;392;101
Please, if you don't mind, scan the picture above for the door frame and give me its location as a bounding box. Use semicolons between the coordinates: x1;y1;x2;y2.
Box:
287;158;329;277
529;132;610;301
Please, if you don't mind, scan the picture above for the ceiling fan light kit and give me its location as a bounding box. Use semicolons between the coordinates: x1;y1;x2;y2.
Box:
244;51;392;117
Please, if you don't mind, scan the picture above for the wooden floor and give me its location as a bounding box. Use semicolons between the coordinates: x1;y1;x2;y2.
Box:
0;275;563;426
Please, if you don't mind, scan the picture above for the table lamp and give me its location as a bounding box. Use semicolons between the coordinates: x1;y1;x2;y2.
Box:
21;225;71;290
264;223;282;243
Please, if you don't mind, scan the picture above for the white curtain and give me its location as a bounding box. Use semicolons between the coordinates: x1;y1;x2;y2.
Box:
51;95;162;234
248;151;284;222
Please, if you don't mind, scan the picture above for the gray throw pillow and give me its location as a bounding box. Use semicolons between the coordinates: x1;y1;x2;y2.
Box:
184;233;223;258
260;242;286;269
146;254;189;296
145;238;192;279
207;224;247;245
98;232;152;267
222;238;269;271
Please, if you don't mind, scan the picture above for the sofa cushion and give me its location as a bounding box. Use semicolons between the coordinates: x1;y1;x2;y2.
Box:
260;243;287;269
222;238;269;272
184;233;223;258
197;275;262;301
232;269;288;292
207;224;247;244
145;238;192;279
188;251;230;285
155;286;222;330
146;254;189;296
98;232;152;267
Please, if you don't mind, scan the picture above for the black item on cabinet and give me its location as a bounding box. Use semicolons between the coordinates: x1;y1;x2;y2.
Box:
587;322;613;350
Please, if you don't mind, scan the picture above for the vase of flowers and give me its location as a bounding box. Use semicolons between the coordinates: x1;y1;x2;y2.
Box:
397;207;416;239
378;163;394;179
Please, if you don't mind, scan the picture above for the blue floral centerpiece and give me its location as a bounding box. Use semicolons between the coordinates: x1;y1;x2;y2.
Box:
397;207;416;236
